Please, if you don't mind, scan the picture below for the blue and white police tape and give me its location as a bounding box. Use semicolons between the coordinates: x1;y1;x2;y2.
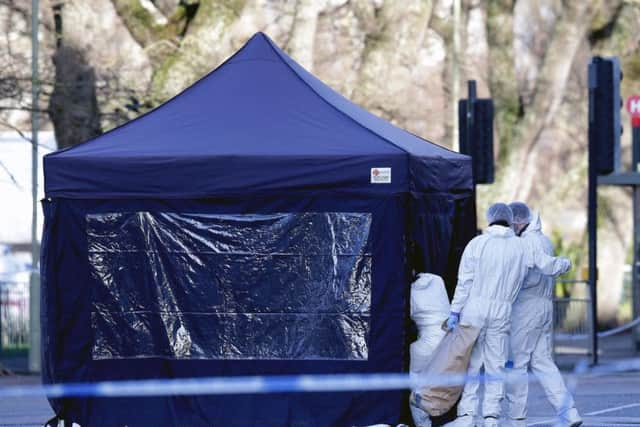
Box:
554;316;640;340
1;357;639;400
0;369;535;399
2;373;401;399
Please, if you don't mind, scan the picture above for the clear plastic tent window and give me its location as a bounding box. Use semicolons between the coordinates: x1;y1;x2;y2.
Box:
87;212;372;361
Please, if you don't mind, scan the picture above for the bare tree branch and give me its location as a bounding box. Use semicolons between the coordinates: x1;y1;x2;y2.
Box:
0;119;31;142
0;120;55;150
0;159;22;190
0;106;49;113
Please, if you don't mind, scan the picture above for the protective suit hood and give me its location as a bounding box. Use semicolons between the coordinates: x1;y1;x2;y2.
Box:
411;273;450;320
523;212;542;234
413;272;438;289
518;211;556;300
485;225;515;238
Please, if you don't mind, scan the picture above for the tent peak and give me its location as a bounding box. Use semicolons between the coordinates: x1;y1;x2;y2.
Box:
227;31;282;64
251;31;271;40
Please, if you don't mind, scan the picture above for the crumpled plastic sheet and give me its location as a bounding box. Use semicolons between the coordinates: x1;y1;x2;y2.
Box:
87;212;372;360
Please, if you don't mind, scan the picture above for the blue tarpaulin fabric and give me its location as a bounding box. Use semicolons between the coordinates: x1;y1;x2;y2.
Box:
41;33;476;426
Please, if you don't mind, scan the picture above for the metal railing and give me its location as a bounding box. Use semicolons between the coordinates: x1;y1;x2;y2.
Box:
552;280;593;358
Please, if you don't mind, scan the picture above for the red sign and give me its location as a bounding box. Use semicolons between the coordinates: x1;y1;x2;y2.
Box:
626;95;640;127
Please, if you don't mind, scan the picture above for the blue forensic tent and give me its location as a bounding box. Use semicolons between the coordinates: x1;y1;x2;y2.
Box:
41;32;476;426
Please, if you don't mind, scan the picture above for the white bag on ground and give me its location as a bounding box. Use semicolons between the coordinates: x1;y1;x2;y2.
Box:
410;323;480;418
408;273;451;426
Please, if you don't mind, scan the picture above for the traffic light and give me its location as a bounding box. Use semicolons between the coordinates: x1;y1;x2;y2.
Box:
589;56;623;175
459;89;495;184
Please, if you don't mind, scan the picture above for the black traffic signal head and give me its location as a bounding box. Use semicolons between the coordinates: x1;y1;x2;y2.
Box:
589;56;623;175
459;99;495;184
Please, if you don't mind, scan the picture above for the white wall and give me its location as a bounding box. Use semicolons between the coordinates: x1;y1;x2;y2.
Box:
0;131;56;245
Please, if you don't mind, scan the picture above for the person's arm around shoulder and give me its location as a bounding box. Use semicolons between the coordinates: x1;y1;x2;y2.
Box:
527;238;571;277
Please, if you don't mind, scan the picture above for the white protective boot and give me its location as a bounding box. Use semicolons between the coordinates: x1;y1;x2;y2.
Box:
409;403;431;427
560;407;582;427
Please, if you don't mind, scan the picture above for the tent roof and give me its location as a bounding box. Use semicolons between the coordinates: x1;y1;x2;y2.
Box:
45;33;471;198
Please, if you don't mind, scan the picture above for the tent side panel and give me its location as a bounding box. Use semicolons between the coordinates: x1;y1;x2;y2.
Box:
40;195;409;426
407;191;477;295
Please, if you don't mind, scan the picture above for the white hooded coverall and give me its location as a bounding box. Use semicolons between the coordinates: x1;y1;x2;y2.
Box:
409;273;451;427
506;214;578;425
450;225;570;425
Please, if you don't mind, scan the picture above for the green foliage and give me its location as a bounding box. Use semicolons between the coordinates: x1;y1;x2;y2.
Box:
228;0;247;17
590;1;627;54
362;30;388;58
494;98;520;165
550;229;586;289
0;344;29;358
149;0;248;100
485;0;519;168
428;8;451;43
150;53;180;102
624;54;640;82
131;1;153;25
113;0;192;50
618;298;632;322
113;0;157;45
197;0;247;20
591;2;640;92
626;239;634;265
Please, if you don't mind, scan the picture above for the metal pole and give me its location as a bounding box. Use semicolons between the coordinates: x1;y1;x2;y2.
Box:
588;132;598;365
467;81;477;111
29;0;41;373
451;0;461;151
466;81;477;153
633;126;640;351
588;64;599;365
467;80;477;185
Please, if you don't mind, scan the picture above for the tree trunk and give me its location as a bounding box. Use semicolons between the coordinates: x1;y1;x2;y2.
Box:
48;44;101;149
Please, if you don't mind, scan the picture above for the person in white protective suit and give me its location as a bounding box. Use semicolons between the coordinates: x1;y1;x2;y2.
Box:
505;202;582;427
445;203;571;427
409;273;451;427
